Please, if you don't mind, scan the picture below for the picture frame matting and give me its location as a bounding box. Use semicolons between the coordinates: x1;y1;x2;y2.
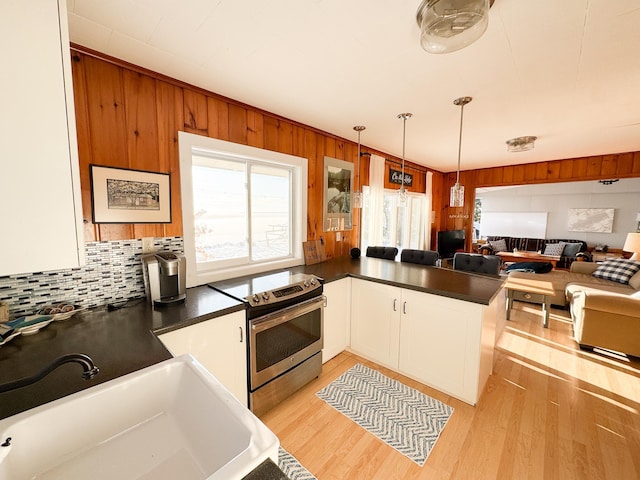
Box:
90;165;172;224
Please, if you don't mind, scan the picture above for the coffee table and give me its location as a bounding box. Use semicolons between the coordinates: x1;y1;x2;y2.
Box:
504;275;556;328
496;251;560;269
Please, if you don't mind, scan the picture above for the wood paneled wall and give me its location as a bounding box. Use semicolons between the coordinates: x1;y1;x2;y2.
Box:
439;151;640;250
70;47;442;259
73;46;637;257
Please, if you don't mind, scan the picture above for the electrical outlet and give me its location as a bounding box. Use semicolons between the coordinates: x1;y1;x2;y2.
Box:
336;232;341;242
141;237;156;254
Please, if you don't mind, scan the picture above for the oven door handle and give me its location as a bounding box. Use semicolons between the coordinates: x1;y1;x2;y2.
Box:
251;295;324;333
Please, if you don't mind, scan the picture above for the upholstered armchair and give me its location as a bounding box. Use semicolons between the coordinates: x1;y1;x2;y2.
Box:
570;290;640;357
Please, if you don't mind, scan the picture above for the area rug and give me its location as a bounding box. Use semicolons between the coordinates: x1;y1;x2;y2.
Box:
316;363;454;466
278;447;317;480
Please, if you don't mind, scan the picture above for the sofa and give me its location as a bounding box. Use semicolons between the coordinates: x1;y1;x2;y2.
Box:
481;236;589;269
509;260;640;356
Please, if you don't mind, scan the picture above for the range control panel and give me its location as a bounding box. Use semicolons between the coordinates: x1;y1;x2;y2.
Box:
245;274;321;307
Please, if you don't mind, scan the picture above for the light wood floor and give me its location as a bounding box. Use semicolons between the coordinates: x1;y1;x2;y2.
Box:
260;302;640;480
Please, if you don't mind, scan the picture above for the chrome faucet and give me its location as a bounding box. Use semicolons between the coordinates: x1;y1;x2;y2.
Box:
0;353;99;394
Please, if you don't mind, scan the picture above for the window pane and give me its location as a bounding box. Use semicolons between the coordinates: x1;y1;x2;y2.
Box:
396;204;407;249
408;197;424;249
192;157;248;263
382;195;395;246
250;164;291;260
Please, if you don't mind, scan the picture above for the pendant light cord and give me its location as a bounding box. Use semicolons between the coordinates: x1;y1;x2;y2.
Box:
397;113;412;194
401;118;406;190
353;125;365;249
453;96;471;186
357;130;361;186
456;101;464;185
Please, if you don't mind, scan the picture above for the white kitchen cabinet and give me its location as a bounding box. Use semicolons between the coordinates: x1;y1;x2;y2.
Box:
398;288;493;404
349;277;501;405
350;278;401;369
158;311;248;406
322;277;350;363
0;0;83;275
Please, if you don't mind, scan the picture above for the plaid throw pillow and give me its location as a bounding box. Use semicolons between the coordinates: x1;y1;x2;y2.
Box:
592;258;640;285
543;243;564;256
489;239;507;253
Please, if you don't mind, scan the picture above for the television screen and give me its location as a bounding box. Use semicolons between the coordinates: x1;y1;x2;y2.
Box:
437;230;465;259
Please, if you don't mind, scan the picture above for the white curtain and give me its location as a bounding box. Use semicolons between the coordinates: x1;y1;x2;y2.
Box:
424;171;433;249
364;154;385;249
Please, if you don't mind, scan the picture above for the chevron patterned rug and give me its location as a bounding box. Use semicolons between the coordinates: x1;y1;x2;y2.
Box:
316;363;454;466
278;447;317;480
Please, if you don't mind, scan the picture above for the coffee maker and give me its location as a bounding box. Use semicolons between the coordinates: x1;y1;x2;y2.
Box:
142;252;186;306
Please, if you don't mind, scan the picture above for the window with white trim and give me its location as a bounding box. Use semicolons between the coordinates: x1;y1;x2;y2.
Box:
179;132;307;286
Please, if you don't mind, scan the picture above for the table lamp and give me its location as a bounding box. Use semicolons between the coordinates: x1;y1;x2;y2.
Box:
623;232;640;260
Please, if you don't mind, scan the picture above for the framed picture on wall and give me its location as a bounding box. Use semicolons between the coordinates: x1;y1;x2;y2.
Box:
90;165;172;223
567;208;614;233
323;156;353;231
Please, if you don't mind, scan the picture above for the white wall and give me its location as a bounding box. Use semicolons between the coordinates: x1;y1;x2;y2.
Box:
476;178;640;248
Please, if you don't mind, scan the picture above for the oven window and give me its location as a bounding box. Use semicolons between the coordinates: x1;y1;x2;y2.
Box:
255;308;321;373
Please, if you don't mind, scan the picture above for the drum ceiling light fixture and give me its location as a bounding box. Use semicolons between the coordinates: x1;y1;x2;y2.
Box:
506;135;537;152
416;0;494;54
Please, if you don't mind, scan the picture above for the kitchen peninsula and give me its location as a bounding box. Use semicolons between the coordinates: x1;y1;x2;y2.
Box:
0;257;505;420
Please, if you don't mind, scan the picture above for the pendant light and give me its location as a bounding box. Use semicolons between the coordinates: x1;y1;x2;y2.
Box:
397;113;412;206
352;125;366;209
450;96;471;208
416;0;493;54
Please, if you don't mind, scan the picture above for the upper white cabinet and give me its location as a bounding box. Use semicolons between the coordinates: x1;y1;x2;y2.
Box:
158;311;248;406
0;0;83;275
322;278;350;363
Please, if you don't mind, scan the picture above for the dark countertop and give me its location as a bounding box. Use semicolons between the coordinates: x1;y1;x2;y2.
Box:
241;459;288;480
0;286;244;419
0;258;504;421
293;256;504;305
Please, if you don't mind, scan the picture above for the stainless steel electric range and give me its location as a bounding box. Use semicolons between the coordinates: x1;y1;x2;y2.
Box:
210;271;324;416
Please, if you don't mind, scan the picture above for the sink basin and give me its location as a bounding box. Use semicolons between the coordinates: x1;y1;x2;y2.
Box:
0;355;278;480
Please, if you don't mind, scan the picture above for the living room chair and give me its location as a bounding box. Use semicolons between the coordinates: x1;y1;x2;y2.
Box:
400;249;439;266
366;246;398;260
570;290;640;357
453;252;502;276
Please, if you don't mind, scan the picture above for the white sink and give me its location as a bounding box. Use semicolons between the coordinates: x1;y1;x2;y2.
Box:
0;355;278;480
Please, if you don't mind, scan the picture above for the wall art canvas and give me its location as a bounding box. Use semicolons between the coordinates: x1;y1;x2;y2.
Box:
90;165;171;223
567;208;614;233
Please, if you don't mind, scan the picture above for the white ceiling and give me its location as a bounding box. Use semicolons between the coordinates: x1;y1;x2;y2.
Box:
66;0;640;173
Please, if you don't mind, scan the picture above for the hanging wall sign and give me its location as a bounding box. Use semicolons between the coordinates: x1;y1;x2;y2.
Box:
389;168;413;187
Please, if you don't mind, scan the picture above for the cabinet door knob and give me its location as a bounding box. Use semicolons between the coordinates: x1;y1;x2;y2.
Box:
393;299;397;311
403;301;407;315
239;326;244;343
